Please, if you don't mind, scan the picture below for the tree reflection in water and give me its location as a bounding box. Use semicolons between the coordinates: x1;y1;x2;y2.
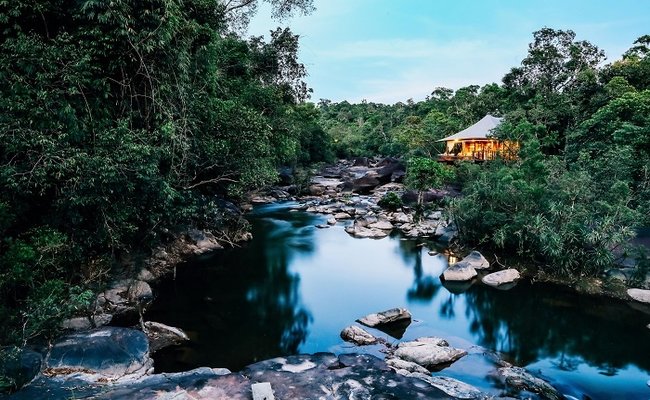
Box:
147;204;315;372
461;282;650;374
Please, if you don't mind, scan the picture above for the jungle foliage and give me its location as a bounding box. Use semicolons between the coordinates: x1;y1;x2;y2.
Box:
0;0;327;346
319;29;650;278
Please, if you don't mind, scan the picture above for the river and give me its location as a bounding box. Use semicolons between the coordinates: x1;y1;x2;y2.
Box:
146;202;650;399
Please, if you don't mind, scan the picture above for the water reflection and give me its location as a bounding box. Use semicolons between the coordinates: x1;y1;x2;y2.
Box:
147;203;315;371
461;282;650;372
149;203;650;399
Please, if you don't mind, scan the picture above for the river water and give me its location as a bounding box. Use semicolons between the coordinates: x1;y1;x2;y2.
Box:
146;202;650;399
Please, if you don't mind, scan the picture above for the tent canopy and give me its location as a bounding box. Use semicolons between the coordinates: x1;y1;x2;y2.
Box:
437;115;503;142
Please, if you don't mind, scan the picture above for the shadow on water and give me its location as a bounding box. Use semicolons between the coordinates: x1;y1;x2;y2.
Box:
147;203;316;372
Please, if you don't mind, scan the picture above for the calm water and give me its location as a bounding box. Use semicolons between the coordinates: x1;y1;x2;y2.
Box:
146;202;650;400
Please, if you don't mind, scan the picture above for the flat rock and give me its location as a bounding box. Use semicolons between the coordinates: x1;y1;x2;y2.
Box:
482;269;521;288
496;366;561;400
340;325;379;345
408;373;484;399
358;307;412;327
61;314;112;331
44;327;153;382
394;337;467;369
345;225;389;239
368;220;394;230
143;321;190;353
334;212;352;219
627;288;650;303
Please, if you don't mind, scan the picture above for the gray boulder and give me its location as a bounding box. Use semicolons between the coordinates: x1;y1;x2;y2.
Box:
143;321;190;353
442;263;477;282
393;337;467;369
368;220;394;230
340;325;379;346
482;269;521;288
627;288;650;303
385;358;430;374
458;251;490;270
44;327;153;382
358;308;412;327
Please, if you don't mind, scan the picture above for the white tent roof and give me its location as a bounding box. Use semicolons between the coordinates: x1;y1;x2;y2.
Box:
437;115;503;142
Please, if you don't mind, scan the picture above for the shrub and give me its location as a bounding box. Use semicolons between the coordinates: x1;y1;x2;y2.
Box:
378;192;403;211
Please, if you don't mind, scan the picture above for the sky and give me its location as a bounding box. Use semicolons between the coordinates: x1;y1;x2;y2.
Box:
247;0;650;104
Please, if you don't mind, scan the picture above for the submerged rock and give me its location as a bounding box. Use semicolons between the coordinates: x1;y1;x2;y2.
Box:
393;337;467;369
482;269;521;288
340;325;379;346
495;366;561;400
627;288;650;303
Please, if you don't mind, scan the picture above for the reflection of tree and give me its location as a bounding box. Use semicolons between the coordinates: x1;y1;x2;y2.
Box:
146;204;315;372
460;282;650;374
396;237;442;302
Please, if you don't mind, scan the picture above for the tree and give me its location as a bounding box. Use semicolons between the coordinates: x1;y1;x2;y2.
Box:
404;157;453;221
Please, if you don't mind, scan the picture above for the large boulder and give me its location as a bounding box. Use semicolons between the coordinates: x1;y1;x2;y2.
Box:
143;321;190;353
351;175;380;193
457;251;490;270
442;263;477;282
393;337;467;369
344;225;390;239
44;327;153;382
627;288;650;303
97;279;153;317
187;229;223;255
482;269;521;288
385;358;430;374
340;326;379;346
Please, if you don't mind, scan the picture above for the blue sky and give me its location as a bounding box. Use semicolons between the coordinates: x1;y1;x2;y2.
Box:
248;0;650;104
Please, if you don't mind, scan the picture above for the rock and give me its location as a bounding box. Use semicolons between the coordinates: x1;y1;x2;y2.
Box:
496;366;561;400
345;225;390;239
428;250;438;256
358;308;412;327
459;251;490;270
394;337;467;369
0;347;42;392
355;215;378;227
351;175;381;193
482;269;521;288
357;307;412;338
368;220;394;230
326;216;337;225
340;325;379;345
627;288;650;303
251;382;275;400
97;279;153;316
385;358;430;374
136;268;155;282
442;263;477;282
250;195;275;204
392;212;412;224
315;224;330;229
13;353;454;400
308;184;326;196
61;314;112;331
44;327;153;382
334;212;352;219
187;229;223;254
408;373;484;399
126;280;153;303
143;321;190;353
